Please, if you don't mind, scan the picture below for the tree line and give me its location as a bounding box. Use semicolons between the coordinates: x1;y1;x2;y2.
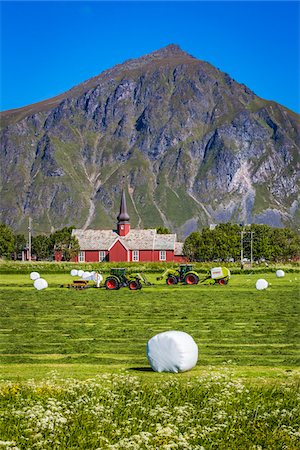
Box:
0;224;79;261
0;222;299;262
183;223;300;262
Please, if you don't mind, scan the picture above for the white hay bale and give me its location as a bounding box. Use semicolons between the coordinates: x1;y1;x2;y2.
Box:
34;278;48;290
30;272;40;281
276;270;285;278
256;279;268;290
77;269;84;277
91;272;103;282
147;331;198;373
82;271;91;280
70;269;78;277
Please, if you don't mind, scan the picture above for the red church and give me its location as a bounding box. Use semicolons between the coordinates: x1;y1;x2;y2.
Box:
71;191;186;263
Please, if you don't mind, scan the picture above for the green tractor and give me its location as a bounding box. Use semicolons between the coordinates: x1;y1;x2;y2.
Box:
157;264;200;285
104;268;151;290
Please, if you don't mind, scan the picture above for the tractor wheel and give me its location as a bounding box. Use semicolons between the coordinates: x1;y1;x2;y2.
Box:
129;280;142;290
166;276;178;285
105;277;120;290
218;278;228;285
184;273;199;285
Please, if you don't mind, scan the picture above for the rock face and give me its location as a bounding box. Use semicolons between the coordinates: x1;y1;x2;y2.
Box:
1;44;299;237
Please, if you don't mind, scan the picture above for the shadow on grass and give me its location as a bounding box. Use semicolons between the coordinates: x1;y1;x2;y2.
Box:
129;367;154;372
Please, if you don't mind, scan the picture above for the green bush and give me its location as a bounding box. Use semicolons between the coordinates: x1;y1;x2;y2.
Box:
0;260;299;274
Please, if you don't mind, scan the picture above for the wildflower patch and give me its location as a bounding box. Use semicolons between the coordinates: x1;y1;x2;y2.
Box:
0;371;299;449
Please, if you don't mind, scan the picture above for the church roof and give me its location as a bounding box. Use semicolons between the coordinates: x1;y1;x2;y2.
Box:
72;228;182;252
72;229;116;250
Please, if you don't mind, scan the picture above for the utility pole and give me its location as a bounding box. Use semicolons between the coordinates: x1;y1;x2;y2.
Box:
250;231;254;267
240;229;244;265
240;228;255;268
28;217;32;261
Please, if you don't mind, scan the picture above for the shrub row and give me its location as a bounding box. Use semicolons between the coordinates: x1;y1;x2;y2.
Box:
0;260;299;274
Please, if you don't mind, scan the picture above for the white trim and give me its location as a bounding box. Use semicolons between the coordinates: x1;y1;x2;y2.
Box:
78;251;85;262
99;250;106;262
132;250;139;262
159;250;166;261
108;237;130;251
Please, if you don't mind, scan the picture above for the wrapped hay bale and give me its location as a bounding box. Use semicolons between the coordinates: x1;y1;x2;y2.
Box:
77;270;84;277
147;330;198;373
256;279;268;290
34;278;48;290
82;271;91;280
70;269;78;277
276;270;285;278
30;272;40;281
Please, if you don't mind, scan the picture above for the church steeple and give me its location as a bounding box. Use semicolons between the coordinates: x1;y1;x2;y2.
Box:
117;190;130;236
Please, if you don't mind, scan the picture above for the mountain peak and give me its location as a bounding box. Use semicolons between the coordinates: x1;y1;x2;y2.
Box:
115;44;196;74
1;41;299;235
141;43;195;61
152;44;187;55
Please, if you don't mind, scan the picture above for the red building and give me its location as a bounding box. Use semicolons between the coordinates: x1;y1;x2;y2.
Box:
70;191;186;263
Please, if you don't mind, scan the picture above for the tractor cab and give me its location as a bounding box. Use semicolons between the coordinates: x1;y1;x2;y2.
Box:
111;268;126;280
179;264;193;279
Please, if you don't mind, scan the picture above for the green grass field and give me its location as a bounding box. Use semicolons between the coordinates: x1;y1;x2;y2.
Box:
0;268;299;449
1;271;299;374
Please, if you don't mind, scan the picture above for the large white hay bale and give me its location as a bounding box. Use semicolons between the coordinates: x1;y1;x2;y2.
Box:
82;271;91;280
77;269;84;277
147;331;198;373
30;272;40;281
276;270;285;278
34;278;48;290
256;279;268;290
70;269;78;276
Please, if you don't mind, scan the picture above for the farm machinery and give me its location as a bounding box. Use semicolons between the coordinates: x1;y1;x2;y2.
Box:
201;266;231;285
61;271;103;290
157;264;200;285
63;279;90;290
104;268;151;290
157;264;231;286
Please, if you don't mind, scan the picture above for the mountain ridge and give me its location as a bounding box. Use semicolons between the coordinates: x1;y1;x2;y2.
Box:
1;44;299;237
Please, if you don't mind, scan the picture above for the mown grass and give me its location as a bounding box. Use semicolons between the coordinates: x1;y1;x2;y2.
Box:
0;272;299;370
0;270;299;448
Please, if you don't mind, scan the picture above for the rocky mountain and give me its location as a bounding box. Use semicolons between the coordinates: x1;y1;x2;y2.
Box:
1;44;299;237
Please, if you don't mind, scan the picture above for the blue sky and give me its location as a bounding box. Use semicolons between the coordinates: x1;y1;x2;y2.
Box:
1;1;299;113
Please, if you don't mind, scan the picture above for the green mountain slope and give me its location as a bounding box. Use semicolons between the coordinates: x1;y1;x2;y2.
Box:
1;44;299;237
